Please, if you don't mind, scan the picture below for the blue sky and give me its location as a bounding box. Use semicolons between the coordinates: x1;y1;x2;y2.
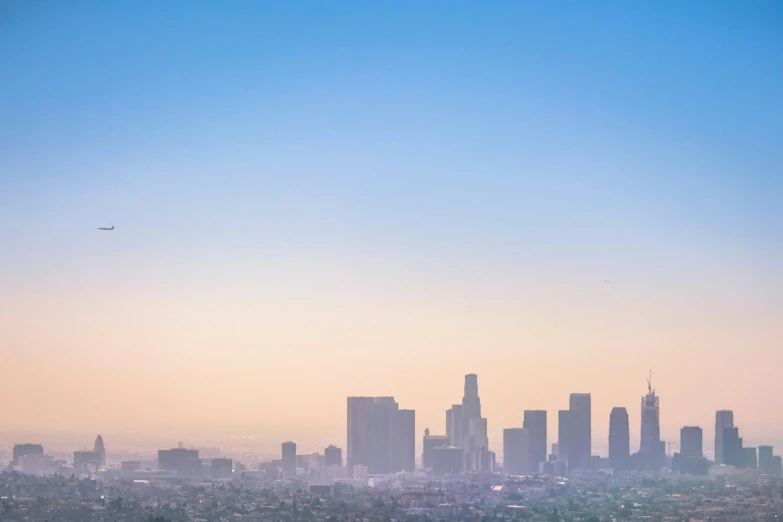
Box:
1;1;782;444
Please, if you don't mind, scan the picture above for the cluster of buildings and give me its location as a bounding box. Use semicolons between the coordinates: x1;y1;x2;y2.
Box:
4;372;783;484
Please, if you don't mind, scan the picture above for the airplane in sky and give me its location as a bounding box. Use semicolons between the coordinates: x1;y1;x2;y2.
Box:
98;226;115;231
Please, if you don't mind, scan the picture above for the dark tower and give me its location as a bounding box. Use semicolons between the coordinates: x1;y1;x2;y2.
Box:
93;435;106;468
523;410;547;473
609;407;630;470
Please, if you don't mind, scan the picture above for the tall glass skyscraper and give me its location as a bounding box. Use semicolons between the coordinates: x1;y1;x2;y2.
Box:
609;407;630;470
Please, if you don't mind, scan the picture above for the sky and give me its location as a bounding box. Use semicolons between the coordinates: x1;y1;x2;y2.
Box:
1;1;782;458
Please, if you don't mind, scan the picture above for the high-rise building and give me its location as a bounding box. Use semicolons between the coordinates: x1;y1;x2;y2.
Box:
558;410;574;468
395;409;416;472
771;455;783;476
740;447;757;470
347;396;415;474
609;407;630;470
324;445;342;467
523;410;547;473
503;428;530;474
446;404;463;447
93;435;105;468
282;441;297;478
347;397;374;470
12;444;43;466
462;374;481;419
680;427;703;458
569;393;591;469
715;410;734;464
446;374;484;453
640;375;662;470
722;427;740;466
422;429;450;470
759;446;774;474
433;446;463;474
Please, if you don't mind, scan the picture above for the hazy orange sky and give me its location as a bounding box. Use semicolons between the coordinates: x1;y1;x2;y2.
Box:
1;2;781;458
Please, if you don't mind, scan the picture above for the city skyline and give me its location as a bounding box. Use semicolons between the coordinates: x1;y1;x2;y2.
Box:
2;373;781;464
2;1;782;456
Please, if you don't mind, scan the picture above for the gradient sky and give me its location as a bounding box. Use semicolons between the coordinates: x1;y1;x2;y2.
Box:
1;1;782;457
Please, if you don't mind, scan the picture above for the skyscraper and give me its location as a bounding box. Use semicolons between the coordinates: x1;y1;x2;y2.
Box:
558;409;574;467
347;397;374;470
395;409;416;472
722;427;740;466
93;435;105;468
680;427;703;458
445;374;490;471
282;441;297;478
715;410;734;464
759;446;773;474
347;396;415;474
609;407;630;470
324;445;342;467
569;393;591;469
503;428;530;474
446;404;463;448
640;375;662;470
446;374;483;452
523;410;547;473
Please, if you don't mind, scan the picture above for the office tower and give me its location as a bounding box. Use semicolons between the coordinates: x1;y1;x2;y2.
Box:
569;393;592;467
758;446;773;474
715;410;734;464
558;410;574;467
158;447;201;477
468;417;489;450
722;427;740;466
93;435;105;467
446;374;483;453
463;374;481;419
282;441;297;478
324;445;342;467
771;455;783;476
433;446;463;474
422;429;450;469
12;444;43;466
347;397;374;470
211;458;233;479
640;376;662;469
609;407;630;470
523;410;547;473
740;447;757;470
503;428;530;474
395;409;416;472
569;393;591;469
368;397;397;474
347;396;415;474
446;405;463;447
680;427;703;458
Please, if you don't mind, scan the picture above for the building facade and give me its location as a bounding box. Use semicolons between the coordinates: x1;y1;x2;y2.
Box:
503;428;530;474
523;410;547;473
715;410;734;465
609;407;630;470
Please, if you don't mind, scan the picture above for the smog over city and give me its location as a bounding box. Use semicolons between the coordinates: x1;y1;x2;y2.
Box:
1;1;781;520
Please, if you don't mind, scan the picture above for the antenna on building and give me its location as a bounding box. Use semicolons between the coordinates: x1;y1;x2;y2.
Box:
647;370;653;395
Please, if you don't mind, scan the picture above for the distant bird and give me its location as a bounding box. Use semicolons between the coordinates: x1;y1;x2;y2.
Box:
98;226;115;231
